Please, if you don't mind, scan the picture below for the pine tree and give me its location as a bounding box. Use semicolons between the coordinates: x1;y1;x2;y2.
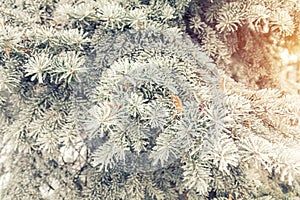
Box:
0;0;299;200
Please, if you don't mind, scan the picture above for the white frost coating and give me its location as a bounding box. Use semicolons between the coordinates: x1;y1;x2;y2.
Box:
59;137;87;171
0;140;13;194
0;172;11;192
39;177;60;199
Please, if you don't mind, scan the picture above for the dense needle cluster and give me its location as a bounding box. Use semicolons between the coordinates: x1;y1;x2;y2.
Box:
0;0;299;199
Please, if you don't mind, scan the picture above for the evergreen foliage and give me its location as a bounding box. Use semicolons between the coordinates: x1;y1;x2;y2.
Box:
187;0;300;92
0;0;299;199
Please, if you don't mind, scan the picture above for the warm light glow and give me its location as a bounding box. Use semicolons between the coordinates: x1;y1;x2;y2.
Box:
280;48;298;64
280;49;289;64
289;54;298;63
278;46;300;94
